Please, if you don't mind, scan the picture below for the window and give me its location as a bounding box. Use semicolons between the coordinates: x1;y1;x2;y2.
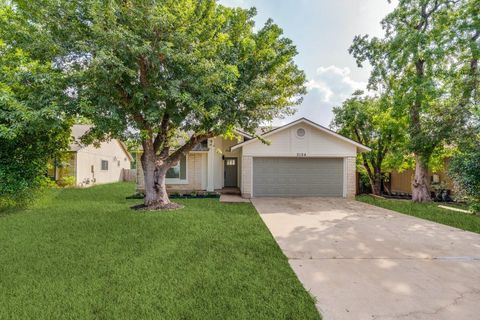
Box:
101;160;108;171
296;128;306;138
166;155;187;182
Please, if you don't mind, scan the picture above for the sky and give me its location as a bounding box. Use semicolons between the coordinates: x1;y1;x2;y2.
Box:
218;0;396;126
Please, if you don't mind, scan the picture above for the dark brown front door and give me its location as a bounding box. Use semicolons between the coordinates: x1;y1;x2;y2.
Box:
224;158;238;187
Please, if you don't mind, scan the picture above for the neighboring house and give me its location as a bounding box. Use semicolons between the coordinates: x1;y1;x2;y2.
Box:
389;168;454;195
136;118;370;198
49;125;133;187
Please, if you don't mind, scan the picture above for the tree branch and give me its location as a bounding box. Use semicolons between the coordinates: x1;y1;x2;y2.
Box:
153;113;170;154
166;132;216;166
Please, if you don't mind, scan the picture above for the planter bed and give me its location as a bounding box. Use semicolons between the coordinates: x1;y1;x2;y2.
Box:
126;192;220;200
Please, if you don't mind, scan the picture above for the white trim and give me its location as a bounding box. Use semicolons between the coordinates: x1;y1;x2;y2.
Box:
206;138;215;192
242;153;357;158
250;156;253;198
231;118;371;152
342;158;347;198
165;179;189;185
234;129;253;139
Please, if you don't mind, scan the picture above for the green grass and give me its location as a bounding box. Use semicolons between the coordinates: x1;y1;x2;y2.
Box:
0;183;320;320
357;195;480;234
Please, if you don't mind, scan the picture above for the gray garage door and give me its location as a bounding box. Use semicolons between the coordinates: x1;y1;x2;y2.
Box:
253;157;344;197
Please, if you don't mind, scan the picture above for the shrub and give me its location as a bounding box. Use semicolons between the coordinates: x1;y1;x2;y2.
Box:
449;145;480;213
57;176;76;188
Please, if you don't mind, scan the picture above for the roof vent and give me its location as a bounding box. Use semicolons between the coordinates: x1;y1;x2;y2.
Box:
296;128;306;138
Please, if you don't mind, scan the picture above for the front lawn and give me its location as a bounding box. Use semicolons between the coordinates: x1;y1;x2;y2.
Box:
0;183;320;320
357;195;480;234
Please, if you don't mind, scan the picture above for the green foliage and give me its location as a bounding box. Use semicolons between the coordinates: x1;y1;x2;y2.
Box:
0;183;320;319
350;0;479;170
9;0;306;141
449;144;480;212
331;91;407;193
7;0;306;205
56;175;76;188
0;29;71;206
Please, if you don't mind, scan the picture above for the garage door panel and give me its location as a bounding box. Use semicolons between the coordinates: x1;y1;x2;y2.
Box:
253;158;343;197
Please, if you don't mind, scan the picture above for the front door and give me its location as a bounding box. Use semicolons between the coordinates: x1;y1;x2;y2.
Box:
224;158;238;187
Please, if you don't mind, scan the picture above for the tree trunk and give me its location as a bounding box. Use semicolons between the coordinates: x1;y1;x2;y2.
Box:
140;145;180;210
412;154;431;202
372;173;382;196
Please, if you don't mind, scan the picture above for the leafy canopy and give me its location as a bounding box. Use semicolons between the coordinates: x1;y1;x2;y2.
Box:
10;0;306;146
0;35;71;205
331;91;407;193
350;0;479;161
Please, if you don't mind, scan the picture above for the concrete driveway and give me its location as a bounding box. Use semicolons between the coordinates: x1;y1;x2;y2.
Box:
251;197;480;320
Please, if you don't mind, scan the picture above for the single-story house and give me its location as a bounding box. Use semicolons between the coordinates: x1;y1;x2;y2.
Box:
136;118;370;198
48;125;133;187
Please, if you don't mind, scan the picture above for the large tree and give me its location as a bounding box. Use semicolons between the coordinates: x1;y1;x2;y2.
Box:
8;0;306;209
350;0;479;202
0;17;71;207
331;91;407;195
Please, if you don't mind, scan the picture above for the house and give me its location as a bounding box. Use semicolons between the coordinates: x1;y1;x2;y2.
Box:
389;168;454;195
136;118;370;198
49;125;133;187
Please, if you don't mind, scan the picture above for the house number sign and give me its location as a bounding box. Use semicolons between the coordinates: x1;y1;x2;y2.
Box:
296;153;307;157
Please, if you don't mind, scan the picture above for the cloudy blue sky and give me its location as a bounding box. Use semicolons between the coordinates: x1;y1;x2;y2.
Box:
218;0;395;126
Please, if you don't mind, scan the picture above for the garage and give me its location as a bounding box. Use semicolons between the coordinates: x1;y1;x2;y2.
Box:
253;157;344;197
230;118;370;199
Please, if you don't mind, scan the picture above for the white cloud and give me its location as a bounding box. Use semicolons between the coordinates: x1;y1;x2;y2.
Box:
307;65;366;104
276;65;367;127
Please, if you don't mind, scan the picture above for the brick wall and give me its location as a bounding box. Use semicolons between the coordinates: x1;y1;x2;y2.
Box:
345;156;356;198
241;156;252;198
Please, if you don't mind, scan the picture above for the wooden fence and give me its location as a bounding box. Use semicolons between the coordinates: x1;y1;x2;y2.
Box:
122;169;137;182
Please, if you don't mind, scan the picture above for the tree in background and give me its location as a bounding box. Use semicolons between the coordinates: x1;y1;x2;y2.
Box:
350;0;479;202
8;0;306;209
0;39;71;207
331;91;407;195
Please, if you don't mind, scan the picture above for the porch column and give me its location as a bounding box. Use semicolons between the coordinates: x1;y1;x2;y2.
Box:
207;138;215;192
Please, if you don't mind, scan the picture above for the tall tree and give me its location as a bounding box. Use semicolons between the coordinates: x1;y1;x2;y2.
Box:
350;0;479;202
0;31;71;206
8;0;306;209
331;91;407;195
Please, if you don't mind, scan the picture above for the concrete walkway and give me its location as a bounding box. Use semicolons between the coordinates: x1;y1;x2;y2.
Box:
251;197;480;320
219;194;250;203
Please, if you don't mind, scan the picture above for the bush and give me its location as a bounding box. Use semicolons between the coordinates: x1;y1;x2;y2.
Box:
0;42;71;208
56;176;76;188
449;145;480;213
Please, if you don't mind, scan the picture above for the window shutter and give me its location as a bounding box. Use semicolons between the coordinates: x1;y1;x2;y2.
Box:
180;155;187;180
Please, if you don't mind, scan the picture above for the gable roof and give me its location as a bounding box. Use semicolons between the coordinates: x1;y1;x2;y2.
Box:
69;124;92;151
230;117;371;152
69;124;133;161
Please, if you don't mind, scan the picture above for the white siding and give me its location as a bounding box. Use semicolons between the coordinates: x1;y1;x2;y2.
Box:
242;123;357;157
76;140;131;186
